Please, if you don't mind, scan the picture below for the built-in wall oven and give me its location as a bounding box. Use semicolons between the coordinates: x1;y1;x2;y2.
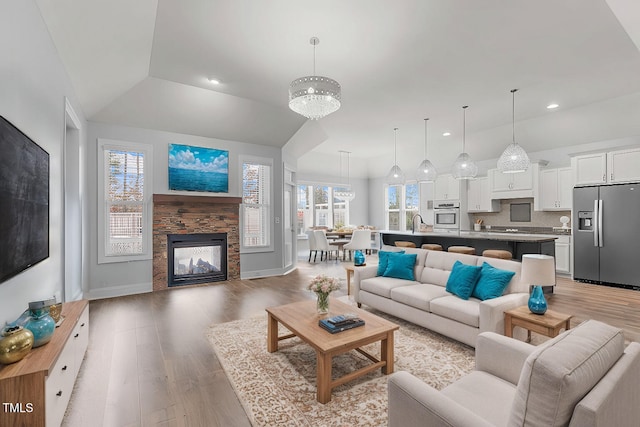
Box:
433;201;461;233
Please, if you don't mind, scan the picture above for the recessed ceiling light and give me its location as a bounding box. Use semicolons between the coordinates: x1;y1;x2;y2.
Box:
547;103;559;109
208;78;220;85
442;132;451;136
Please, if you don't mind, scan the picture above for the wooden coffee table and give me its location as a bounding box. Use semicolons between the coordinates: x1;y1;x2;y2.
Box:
504;306;573;342
266;298;399;403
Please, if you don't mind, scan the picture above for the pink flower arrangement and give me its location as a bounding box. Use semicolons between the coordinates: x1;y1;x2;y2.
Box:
307;274;341;294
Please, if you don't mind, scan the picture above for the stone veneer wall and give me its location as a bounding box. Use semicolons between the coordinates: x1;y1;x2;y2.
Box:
152;195;241;291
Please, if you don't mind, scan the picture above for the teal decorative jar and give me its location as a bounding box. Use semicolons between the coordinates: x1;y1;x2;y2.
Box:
354;250;366;266
24;302;55;348
528;286;548;315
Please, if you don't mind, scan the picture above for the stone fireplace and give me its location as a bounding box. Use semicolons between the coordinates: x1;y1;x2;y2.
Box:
153;194;241;291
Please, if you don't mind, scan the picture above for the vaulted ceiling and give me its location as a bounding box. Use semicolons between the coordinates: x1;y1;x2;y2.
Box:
36;0;640;177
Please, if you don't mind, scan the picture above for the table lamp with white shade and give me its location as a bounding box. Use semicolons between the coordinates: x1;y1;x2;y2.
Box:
521;254;556;314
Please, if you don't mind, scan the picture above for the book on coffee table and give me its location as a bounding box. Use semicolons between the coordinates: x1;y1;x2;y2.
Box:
319;317;365;334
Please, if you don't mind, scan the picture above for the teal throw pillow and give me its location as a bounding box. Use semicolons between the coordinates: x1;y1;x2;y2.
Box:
472;262;516;300
446;260;482;300
377;250;405;276
382;252;417;280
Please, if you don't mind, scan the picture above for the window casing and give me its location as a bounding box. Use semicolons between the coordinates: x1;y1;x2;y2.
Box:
385;182;420;231
241;156;273;252
98;139;153;263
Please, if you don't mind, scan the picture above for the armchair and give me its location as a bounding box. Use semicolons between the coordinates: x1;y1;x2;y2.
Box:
389;320;640;427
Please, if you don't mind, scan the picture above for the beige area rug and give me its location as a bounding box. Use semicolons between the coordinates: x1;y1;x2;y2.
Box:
206;311;475;427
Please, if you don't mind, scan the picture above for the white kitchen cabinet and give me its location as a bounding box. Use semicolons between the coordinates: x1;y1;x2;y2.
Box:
434;174;460;201
573;148;640;186
573;153;606;185
607;148;640;183
539;167;573;210
467;177;499;212
489;162;540;199
554;235;572;275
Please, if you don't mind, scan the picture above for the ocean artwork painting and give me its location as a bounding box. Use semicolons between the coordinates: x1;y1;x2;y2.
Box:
168;144;229;193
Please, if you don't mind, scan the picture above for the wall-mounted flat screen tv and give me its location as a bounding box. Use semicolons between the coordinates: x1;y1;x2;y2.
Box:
0;116;49;283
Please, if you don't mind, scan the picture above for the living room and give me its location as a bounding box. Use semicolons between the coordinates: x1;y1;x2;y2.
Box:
2;1;640;426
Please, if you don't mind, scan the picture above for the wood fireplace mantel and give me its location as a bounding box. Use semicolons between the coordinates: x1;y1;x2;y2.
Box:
153;194;242;205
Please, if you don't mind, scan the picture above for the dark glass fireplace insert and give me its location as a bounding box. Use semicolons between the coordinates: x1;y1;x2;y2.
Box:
167;233;227;287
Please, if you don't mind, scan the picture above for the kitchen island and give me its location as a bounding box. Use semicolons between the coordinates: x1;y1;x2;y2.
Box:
380;230;556;260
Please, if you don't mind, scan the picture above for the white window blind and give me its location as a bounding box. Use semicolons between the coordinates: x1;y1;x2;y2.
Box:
98;139;153;263
242;159;272;250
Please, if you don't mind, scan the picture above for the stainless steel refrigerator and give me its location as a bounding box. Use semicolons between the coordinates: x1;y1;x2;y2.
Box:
573;183;640;289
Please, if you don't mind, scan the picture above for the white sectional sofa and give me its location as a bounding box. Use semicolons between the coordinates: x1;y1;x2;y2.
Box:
353;245;530;347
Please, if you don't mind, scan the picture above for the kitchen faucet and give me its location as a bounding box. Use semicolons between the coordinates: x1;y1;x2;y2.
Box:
412;214;424;234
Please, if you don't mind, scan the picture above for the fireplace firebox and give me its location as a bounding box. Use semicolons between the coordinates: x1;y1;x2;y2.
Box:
167;233;227;287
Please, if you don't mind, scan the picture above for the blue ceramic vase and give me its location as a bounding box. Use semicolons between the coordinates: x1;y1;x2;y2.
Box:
528;286;548;314
24;307;55;348
354;250;365;266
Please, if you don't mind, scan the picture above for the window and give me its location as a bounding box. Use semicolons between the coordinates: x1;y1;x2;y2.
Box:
385;182;420;231
98;139;153;263
296;184;351;233
241;157;273;252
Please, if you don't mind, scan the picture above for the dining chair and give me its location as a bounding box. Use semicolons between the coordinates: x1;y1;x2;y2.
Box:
313;230;340;261
306;230;319;262
343;229;372;259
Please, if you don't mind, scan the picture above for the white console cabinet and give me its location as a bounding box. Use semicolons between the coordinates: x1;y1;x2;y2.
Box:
0;300;89;427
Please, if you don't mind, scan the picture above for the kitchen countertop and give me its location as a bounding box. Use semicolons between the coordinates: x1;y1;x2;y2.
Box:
380;230;557;243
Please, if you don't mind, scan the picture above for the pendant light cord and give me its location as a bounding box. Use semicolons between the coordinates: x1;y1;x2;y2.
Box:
424;118;429;158
394;128;398;165
511;89;518;144
462;106;468;153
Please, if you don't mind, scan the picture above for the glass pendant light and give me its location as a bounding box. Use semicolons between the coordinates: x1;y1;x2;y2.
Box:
334;151;356;201
497;89;530;173
416;118;438;182
386;128;405;185
452;106;478;180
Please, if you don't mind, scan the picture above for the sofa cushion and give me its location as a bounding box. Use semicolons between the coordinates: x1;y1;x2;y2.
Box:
509;320;625;427
390;283;450;311
471;262;515;300
377;249;405;276
442;371;516;427
428;295;480;328
477;257;525;294
383;252;418;280
446;261;482;300
420;251;479;288
360;276;419;299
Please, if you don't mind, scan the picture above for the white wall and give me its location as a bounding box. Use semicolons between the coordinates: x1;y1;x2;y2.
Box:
85;122;286;297
0;1;86;323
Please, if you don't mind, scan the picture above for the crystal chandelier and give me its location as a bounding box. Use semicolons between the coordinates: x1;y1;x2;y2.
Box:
289;37;341;120
452;105;478;180
334;151;356;201
497;89;530;173
386;128;406;185
416;118;438;182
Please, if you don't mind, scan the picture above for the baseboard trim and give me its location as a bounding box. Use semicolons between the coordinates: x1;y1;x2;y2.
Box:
87;282;152;300
240;266;296;280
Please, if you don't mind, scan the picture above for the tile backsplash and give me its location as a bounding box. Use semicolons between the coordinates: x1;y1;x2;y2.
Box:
469;198;570;228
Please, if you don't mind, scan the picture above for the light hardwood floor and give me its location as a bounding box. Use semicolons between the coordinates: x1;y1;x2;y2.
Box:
63;255;640;426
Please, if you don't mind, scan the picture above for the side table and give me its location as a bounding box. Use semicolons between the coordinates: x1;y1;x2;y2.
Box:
344;264;370;295
504;306;573;343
